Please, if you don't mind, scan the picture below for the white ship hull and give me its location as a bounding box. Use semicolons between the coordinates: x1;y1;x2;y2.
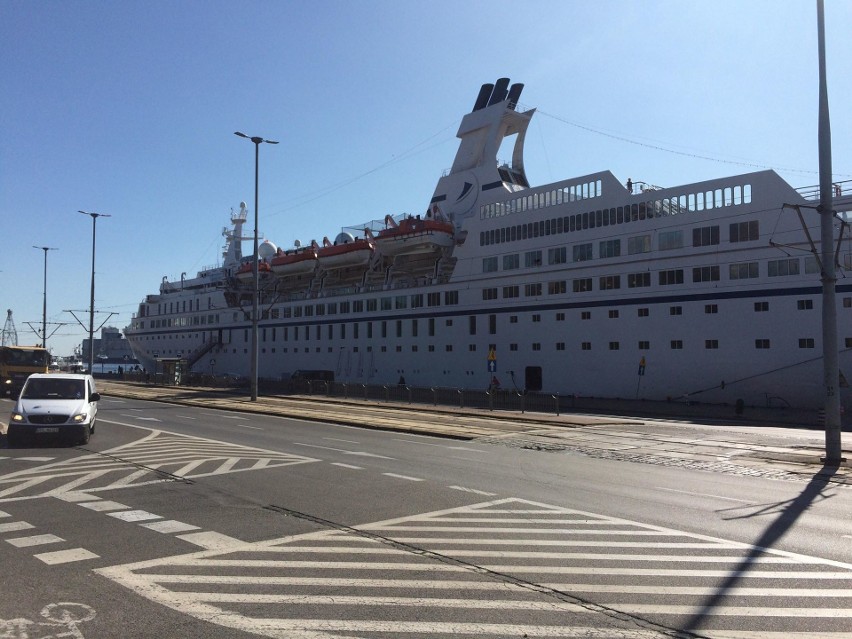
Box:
125;79;852;411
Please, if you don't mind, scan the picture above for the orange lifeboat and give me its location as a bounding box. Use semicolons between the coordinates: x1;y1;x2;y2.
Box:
316;234;374;269
270;246;319;276
374;214;454;257
235;260;271;282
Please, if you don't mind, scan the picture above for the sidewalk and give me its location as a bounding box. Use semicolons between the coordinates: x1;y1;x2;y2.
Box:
97;380;852;487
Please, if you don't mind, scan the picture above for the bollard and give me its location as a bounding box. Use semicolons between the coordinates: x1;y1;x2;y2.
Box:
552;394;560;416
458;389;464;409
431;387;437;406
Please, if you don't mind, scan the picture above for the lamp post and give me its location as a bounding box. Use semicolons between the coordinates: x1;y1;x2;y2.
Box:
78;211;111;374
234;132;278;402
33;246;58;348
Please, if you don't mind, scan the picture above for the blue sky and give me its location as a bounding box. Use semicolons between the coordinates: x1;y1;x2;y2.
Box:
2;0;850;357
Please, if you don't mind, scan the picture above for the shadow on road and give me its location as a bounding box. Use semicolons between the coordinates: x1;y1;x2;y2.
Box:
683;463;840;634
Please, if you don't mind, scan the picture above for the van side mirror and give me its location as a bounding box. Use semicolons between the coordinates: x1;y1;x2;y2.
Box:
90;392;101;402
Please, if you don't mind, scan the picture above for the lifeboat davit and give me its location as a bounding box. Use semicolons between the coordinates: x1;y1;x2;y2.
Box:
374;214;454;257
317;234;374;269
235;260;271;281
270;247;319;276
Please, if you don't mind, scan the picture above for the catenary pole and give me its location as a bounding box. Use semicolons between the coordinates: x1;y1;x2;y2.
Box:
816;0;843;463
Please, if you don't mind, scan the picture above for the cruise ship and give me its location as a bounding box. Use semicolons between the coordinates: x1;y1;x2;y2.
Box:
124;78;852;410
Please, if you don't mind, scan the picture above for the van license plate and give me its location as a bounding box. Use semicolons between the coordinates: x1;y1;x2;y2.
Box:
36;427;59;434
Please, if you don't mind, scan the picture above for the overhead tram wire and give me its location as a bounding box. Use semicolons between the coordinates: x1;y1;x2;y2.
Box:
536;108;852;179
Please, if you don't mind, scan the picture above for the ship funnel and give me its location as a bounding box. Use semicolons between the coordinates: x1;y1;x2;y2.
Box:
472;83;494;112
487;77;510;106
506;83;524;109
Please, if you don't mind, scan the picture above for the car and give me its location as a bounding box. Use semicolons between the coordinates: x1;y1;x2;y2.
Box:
7;373;100;446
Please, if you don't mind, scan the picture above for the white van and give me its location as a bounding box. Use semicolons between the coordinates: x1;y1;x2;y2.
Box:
8;373;100;446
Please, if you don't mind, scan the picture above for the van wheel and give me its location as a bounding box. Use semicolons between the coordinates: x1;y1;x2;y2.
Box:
6;433;21;448
79;427;90;445
89;420;95;435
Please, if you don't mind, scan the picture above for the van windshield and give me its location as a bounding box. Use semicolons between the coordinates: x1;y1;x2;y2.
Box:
22;379;85;400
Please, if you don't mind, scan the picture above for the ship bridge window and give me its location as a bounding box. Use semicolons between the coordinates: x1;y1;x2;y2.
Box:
503;254;520;270
503;285;520;298
427;292;441;307
340;302;350;313
658;269;684;285
316;304;325;316
573;278;593;293
548;280;567;295
628;272;651;288
411;294;423;308
444;291;459;305
381;297;392;310
395;296;407;309
693;266;720;282
367;299;377;312
525;283;542;296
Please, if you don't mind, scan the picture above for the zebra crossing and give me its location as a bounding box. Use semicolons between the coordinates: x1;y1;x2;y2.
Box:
96;497;852;638
0;430;318;501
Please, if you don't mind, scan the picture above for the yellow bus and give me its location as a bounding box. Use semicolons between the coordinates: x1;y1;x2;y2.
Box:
0;345;50;397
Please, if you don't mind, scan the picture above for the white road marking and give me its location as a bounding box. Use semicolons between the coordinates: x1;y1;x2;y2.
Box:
35;548;99;565
382;473;424;482
140;520;201;534
656;487;753;503
17;457;55;462
0;521;35;533
324;437;361;444
108;509;162;523
448;485;497;496
79;500;129;512
220;415;249;421
6;533;64;547
293;442;395;459
176;531;246;550
392;438;484;452
176;415;197;420
234;423;263;430
330;463;363;469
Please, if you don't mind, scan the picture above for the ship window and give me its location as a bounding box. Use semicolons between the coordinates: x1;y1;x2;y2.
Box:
548;280;567;295
367;299;377;312
693;266;720;282
627;235;651;255
321;325;327;340
510;316;518;323
768;258;800;277
557;217;564;234
521;224;528;240
483;257;498;273
304;305;314;317
503;254;520;270
729;261;759;279
503;285;520;298
367;322;373;338
609;342;619;350
638;308;649;317
411;294;423;308
799;338;815;349
556;342;565;350
381;321;387;338
805;256;820;274
469;315;476;335
599;239;621;258
730;220;759;242
428;318;435;336
483;288;498;300
510;226;517;241
608;310;619;319
754;302;769;312
705;340;719;349
670;340;683;349
755;339;770;349
427;292;441;306
693;225;720;247
510;343;518;351
581;342;591;350
705;304;718;314
573;243;593;262
600;275;620;290
628;272;651;288
744;184;752;203
556;312;565;321
480;231;486;246
670;306;683;316
525;283;542;296
545;219;551;235
548;247;567;265
525;250;542;267
582;213;589;229
395;296;407;309
659;230;683;251
639;340;650;349
444;291;459;305
489;314;497;335
396;320;402;338
573;278;593;293
381;297;392;310
658;269;684;285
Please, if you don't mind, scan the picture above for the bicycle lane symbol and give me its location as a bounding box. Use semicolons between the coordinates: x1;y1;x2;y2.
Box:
0;602;95;639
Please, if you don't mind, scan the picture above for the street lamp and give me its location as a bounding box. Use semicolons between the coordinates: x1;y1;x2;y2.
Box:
33;246;58;348
234;132;278;402
78;210;111;374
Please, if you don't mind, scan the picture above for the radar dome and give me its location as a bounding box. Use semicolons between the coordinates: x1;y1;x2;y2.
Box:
334;232;355;245
240;201;247;209
258;240;278;260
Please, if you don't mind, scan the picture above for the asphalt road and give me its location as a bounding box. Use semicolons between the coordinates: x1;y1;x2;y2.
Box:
0;394;850;638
